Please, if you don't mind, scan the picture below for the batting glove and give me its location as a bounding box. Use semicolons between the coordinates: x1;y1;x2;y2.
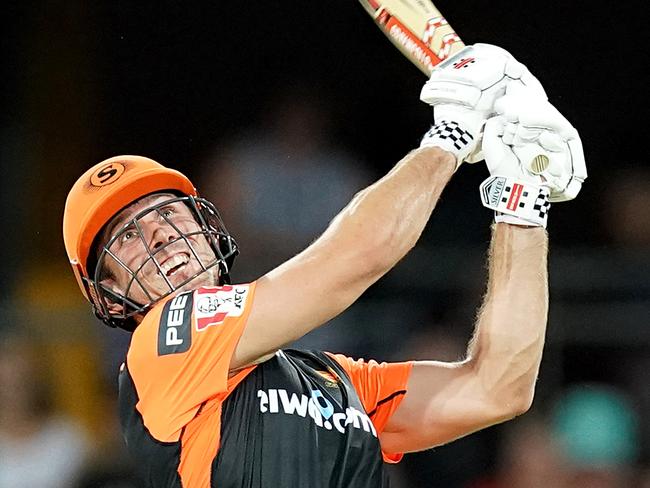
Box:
480;85;587;227
420;43;546;168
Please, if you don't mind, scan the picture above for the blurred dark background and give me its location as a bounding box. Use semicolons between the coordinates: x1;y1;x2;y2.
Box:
1;1;648;487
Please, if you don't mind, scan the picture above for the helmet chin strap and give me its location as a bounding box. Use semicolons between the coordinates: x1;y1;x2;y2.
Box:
218;260;231;285
93;284;146;330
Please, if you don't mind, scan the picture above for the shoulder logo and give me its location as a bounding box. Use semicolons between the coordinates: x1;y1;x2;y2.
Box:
90;162;125;187
157;291;193;356
195;285;249;331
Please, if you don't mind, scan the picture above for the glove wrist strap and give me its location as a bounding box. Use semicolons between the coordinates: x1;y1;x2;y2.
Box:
494;212;542;227
480;175;550;228
420;119;476;168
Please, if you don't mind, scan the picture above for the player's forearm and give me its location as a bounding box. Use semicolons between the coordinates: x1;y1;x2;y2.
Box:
323;146;455;275
241;146;454;366
467;223;548;414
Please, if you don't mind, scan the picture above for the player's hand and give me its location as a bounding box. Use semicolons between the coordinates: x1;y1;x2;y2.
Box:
420;43;545;168
479;85;587;227
488;85;587;202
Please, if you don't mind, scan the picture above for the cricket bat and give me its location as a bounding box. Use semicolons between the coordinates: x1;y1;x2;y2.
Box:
358;0;465;76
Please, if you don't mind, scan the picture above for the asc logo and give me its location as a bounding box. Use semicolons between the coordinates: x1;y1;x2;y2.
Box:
194;285;249;331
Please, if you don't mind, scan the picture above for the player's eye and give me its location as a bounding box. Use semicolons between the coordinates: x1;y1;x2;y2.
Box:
161;207;175;219
121;228;138;243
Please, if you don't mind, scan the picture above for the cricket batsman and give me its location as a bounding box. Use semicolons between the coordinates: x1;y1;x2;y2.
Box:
63;44;586;487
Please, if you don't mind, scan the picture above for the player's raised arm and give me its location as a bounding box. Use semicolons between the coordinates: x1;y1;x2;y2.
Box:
379;85;587;454
231;45;550;370
231;146;455;369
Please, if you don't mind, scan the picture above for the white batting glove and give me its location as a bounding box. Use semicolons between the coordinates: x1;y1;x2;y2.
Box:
480;85;587;227
492;85;587;202
420;43;546;168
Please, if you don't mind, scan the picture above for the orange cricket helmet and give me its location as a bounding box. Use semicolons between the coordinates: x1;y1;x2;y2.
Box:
63;155;238;330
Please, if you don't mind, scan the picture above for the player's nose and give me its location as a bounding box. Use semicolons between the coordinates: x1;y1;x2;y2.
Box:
149;221;179;250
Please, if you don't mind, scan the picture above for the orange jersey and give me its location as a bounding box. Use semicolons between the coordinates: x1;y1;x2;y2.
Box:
118;283;413;487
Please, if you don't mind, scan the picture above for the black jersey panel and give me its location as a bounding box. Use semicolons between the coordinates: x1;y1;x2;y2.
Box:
118;364;183;488
212;350;389;487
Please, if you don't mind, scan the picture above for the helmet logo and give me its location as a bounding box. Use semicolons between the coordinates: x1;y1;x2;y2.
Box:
90;162;125;187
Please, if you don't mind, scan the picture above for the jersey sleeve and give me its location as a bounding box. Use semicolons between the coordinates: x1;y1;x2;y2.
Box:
328;353;413;463
126;283;256;442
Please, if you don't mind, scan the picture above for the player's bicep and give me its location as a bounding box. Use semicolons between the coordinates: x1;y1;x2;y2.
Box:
231;240;381;370
380;360;510;453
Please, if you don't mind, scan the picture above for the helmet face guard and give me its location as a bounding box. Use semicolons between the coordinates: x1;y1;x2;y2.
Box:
63;155;238;331
90;195;238;330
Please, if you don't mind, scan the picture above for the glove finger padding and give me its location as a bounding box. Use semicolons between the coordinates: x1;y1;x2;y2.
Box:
548;136;587;202
492;87;587;202
482;117;543;183
537;130;566;151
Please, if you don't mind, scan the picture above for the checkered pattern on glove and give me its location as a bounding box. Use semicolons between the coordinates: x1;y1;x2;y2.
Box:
421;120;475;152
419;108;483;167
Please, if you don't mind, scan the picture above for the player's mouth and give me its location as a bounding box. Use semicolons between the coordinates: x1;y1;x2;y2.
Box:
158;253;191;278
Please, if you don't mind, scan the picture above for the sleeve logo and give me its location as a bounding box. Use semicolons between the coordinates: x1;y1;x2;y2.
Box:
194;285;249;331
157;291;193;356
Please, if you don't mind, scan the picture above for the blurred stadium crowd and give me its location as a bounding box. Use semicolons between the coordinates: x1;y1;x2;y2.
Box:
1;2;647;487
